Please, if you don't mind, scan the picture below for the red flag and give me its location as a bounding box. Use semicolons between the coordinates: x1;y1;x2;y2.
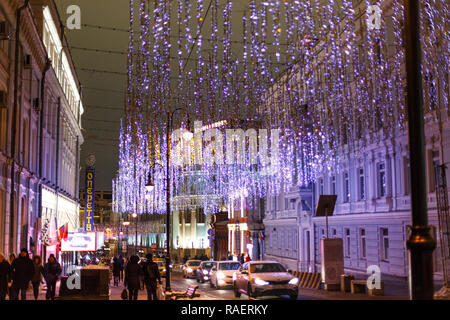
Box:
58;223;68;240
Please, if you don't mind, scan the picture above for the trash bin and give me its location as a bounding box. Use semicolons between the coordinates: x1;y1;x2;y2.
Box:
340;274;354;292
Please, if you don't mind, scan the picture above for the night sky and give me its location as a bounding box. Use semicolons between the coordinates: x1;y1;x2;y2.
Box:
55;0;129;191
54;0;285;192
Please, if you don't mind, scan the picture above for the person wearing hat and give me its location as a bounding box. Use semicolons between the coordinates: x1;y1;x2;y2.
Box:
142;253;161;300
10;248;34;300
43;254;61;300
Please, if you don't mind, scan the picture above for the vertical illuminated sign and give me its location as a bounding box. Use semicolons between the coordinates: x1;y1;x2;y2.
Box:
84;166;95;232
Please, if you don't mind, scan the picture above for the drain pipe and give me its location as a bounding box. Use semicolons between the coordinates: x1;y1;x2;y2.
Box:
37;58;51;259
9;0;29;253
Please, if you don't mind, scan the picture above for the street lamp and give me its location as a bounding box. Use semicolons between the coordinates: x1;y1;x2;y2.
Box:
146;108;191;293
122;221;130;256
132;213;138;254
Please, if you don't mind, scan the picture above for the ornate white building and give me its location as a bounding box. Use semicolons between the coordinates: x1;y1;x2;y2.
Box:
0;0;83;258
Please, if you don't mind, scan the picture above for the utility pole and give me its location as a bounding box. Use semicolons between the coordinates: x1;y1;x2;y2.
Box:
404;0;436;300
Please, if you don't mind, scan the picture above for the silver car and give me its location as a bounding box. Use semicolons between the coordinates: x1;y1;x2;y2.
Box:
233;261;299;299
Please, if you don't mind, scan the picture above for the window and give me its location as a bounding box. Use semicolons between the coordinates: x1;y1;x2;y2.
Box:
196;208;205;223
430;150;440;192
360;229;366;259
332;228;337;237
345;229;351;258
377;162;387;197
381;228;389;261
321;228;325;238
331;176;336;195
319;178;324;195
343;172;350;203
185;210;191;223
358;168;365;200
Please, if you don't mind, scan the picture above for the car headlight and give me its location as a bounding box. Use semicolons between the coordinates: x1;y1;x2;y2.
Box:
187;268;193;273
289;278;299;285
254;278;269;286
163;268;166;272
169;264;173;268
203;270;209;275
217;272;226;280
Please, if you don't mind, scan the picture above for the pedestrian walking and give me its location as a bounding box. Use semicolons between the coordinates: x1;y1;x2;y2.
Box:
8;254;15;298
112;257;121;286
139;257;146;290
124;255;141;300
227;252;232;260
239;253;245;264
31;255;44;300
10;249;34;300
118;255;124;282
245;253;252;262
142;253;162;300
0;253;11;300
43;254;61;300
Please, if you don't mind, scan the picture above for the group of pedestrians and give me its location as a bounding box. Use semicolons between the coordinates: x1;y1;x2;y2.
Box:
116;253;162;300
0;249;61;300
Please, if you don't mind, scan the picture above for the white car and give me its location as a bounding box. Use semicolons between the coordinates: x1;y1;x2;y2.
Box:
233;261;299;299
183;260;202;278
209;261;241;289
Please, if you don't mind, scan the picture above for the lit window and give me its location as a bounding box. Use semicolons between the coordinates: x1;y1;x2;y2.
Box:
343;172;350;203
345;229;351;258
360;229;366;259
377;163;386;197
359;168;365;200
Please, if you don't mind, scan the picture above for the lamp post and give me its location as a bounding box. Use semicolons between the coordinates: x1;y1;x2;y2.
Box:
132;213;138;255
404;0;436;299
146;108;191;293
122;221;130;257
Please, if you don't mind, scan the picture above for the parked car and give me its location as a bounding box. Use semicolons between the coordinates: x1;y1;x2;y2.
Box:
183;260;202;278
209;261;241;289
196;261;217;283
233;261;299;299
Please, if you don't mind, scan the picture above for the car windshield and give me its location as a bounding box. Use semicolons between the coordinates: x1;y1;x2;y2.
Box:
249;263;286;273
219;262;240;270
202;262;215;269
188;261;201;266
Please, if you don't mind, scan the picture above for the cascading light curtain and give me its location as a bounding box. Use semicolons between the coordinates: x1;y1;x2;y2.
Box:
112;0;449;217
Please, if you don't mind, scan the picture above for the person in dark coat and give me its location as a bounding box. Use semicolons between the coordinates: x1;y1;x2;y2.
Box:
0;253;11;300
31;255;44;300
239;253;245;264
112;257;122;286
43;254;61;300
11;248;34;300
124;255;141;300
118;255;124;282
142;253;162;300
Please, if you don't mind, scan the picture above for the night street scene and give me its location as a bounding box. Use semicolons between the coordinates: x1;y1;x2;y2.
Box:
0;0;449;309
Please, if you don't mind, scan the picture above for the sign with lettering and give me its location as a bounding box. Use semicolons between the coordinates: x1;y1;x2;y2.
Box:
84;167;95;232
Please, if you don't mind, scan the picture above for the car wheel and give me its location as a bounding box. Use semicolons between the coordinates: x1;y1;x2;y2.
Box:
289;294;298;300
233;282;241;298
215;280;219;290
196;276;200;283
210;280;214;288
247;284;254;299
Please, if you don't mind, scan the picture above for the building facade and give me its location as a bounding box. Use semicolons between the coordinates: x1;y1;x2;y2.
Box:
261;0;449;280
0;0;83;259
